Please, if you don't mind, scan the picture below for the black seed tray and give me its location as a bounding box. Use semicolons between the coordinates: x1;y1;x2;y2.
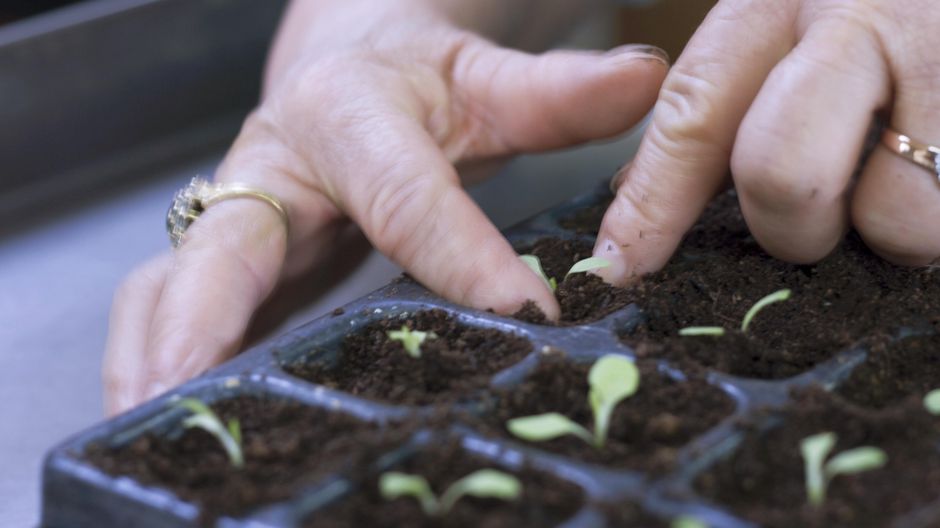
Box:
41;183;940;528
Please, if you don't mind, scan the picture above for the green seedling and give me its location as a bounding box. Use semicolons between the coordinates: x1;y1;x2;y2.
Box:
379;469;521;516
387;326;435;358
174;398;243;468
924;389;940;415
519;255;610;292
672;516;709;528
507;354;639;449
800;431;887;506
678;288;791;337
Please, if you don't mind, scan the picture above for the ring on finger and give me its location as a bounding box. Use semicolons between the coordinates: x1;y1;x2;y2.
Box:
881;128;940;183
166;177;290;248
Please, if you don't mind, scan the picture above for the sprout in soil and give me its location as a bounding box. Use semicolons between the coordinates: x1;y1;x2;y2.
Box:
519;254;610;292
800;431;887;506
678;288;791;337
387;326;435;358
507;354;639;449
174;397;243;468
379;469;521;517
672;516;708;528
924;389;940;415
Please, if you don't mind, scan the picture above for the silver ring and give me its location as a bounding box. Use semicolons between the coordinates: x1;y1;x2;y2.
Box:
881;128;940;183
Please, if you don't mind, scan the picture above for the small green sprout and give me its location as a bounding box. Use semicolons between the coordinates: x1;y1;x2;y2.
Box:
800;431;887;506
174;398;243;468
379;469;521;516
507;354;639;449
519;255;611;292
387;326;435;358
678;288;791;337
672;516;708;528
924;389;940;414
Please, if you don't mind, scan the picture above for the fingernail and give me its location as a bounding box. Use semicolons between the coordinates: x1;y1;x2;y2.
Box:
605;44;670;66
593;237;628;285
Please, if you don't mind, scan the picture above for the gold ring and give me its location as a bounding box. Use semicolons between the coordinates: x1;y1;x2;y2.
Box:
166;177;289;248
881;128;940;183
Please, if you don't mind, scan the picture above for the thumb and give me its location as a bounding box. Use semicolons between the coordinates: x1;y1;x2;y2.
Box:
451;40;669;158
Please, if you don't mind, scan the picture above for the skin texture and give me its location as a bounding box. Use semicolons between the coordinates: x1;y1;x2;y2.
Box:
103;0;667;414
105;0;940;414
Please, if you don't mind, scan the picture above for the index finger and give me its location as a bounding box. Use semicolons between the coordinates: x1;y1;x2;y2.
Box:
593;1;795;284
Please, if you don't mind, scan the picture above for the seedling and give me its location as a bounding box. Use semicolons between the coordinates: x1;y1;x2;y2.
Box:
800;431;887;506
672;516;708;528
174;398;243;468
678;288;791;337
379;469;521;516
387;326;435;358
519;254;610;292
507;354;639;449
924;389;940;415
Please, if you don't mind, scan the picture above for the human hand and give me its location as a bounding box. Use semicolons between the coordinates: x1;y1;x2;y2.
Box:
103;0;668;414
596;0;940;284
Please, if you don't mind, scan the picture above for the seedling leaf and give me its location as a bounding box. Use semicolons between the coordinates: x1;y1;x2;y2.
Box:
741;289;791;332
672;516;708;528
438;469;521;513
588;354;639;447
679;326;726;337
519;255;557;291
387;326;432;358
507;413;594;446
801;432;835;506
380;472;438;516
924;389;940;415
175;398;244;468
565;257;611;278
825;447;887;477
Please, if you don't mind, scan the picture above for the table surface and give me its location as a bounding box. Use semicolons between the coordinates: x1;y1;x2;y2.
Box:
0;130;641;526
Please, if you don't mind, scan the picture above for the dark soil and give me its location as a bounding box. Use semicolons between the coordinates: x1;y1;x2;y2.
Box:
305;438;584;528
84;396;416;525
470;351;735;474
513;238;632;325
837;333;940;408
599;502;669;528
695;387;940;527
284;310;532;405
621;190;940;379
557;201;610;237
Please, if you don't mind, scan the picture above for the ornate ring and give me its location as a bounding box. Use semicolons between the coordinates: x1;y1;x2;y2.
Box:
166;177;289;248
881;128;940;183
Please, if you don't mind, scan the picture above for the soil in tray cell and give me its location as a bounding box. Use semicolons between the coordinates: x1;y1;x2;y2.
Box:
695;387;940;527
84;395;415;524
471;352;735;474
620;190;940;379
284;309;532;405
513;238;633;325
557;200;611;237
836;333;940;408
305;438;584;528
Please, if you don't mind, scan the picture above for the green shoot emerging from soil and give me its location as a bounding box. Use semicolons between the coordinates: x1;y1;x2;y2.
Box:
924;389;940;414
672;516;708;528
800;431;887;506
678;288;792;337
387;326;435;358
379;469;521;517
519;255;610;292
507;354;639;449
174;397;243;468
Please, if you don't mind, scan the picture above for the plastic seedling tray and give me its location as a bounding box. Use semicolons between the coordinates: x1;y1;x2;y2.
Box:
41;183;940;527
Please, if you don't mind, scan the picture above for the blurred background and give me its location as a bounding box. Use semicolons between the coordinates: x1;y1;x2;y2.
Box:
0;0;713;524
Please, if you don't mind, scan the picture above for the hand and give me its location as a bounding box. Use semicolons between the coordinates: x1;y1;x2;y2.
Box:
596;0;940;284
103;0;668;414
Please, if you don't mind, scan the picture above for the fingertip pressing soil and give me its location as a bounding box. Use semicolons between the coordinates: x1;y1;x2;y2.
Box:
836;333;940;408
305;438;584;528
283;310;532;405
84;396;417;525
472;353;735;474
512;238;633;325
695;387;940;527
620;190;940;379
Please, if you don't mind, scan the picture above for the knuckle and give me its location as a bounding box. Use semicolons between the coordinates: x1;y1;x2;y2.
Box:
363;173;439;264
652;63;733;161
